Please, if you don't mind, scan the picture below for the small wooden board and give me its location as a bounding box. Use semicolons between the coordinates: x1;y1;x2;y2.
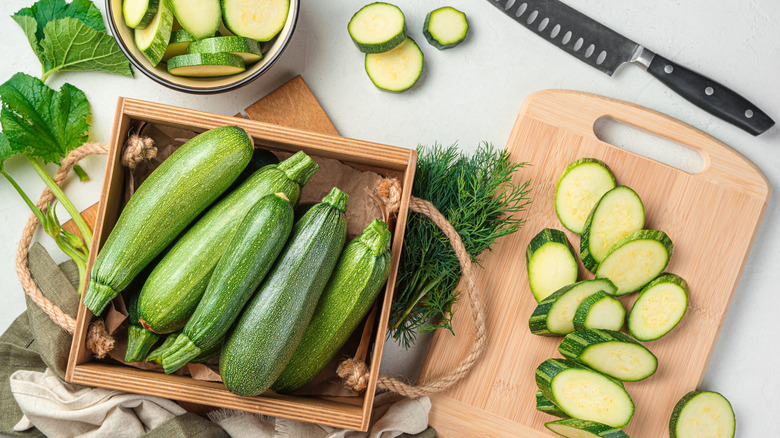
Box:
419;90;770;437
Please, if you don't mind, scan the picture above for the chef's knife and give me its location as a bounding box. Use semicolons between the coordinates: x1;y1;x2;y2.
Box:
489;0;775;136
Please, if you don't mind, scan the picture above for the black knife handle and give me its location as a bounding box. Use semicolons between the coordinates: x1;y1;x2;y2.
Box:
647;54;774;136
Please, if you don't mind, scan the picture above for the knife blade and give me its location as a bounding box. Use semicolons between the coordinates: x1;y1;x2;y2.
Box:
489;0;775;136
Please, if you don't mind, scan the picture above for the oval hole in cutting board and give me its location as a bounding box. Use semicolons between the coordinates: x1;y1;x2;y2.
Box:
593;117;704;174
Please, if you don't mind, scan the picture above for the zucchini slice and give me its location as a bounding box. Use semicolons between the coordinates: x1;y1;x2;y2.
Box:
555;158;616;235
162;29;195;62
188;36;263;64
595;230;673;296
222;0;290;42
134;0;174;66
423;6;468;50
670;391;735;438
628;273;689;341
536;390;567;418
529;279;617;336
364;37;423;92
526;228;579;303
545;419;630;438
573;290;625;332
536;358;635;428
559;328;658;382
348;2;406;53
581;186;645;272
169;0;220;40
167;53;246;77
124;0;160;29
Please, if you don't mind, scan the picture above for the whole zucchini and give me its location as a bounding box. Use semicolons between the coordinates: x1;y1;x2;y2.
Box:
83;126;254;315
220;187;349;396
273;218;392;393
129;152;318;355
160;193;295;374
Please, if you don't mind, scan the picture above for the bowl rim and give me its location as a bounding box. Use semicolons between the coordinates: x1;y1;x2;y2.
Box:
106;0;300;95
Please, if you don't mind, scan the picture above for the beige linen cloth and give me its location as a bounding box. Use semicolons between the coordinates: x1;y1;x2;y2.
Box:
10;368;430;438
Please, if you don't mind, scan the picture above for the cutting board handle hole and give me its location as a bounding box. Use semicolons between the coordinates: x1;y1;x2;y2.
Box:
593;117;704;174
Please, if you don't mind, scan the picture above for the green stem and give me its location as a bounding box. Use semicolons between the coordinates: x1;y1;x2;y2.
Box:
72;164;89;182
55;238;88;295
40;67;61;84
1;169;46;225
27;157;92;246
392;276;443;331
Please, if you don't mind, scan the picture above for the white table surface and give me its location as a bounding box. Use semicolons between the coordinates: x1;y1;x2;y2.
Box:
1;0;778;435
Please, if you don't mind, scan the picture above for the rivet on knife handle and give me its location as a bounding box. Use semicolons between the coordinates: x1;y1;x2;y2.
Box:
645;53;775;136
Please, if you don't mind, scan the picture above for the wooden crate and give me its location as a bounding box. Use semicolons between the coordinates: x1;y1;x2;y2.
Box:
65;97;417;431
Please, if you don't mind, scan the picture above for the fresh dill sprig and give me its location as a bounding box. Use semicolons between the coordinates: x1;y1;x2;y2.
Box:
389;142;531;348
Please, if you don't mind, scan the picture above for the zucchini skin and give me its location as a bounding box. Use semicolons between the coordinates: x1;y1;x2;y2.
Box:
160;193;294;374
83;126;253;316
221;187;349;396
272;219;392;393
558;328;658;382
135;151;317;336
536;390;567;418
422;7;468;50
572;290;625;331
528;279;617;336
545;418;630;438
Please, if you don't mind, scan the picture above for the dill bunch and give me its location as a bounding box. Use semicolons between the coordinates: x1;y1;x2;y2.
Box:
389;142;531;348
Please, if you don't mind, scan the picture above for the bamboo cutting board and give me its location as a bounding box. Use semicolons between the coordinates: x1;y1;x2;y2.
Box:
419;90;770;437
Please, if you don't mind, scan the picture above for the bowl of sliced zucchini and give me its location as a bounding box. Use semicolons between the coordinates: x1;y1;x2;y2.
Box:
107;0;299;94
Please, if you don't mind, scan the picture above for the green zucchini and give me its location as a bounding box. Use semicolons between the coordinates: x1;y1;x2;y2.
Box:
169;0;221;40
160;193;295;374
536;390;567;418
188;36;263;64
628;273;689;341
545;419;630;438
167;53;245;77
526;228;579;303
124;0;160;29
124;286;159;363
224;147;279;195
130;151;317;355
536;358;634;428
580;186;645;272
161;29;196;62
669;391;735;438
83;126;254;316
573;290;625;332
272;218;392;393
529;279;617;336
222;0;290;42
134;0;174;66
365;37;423;93
348;2;406;53
221;187;349;396
595;230;673;296
554;158;616;235
559;328;658;382
423;7;468;50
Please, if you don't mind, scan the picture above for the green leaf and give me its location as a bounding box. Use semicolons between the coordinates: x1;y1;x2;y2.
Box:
11;15;45;64
0;73;90;164
0;132;13;172
40;17;133;78
13;0;105;42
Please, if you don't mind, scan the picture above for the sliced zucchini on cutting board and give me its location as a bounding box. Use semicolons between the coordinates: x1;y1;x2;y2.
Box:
135;0;174;66
536;358;634;428
162;29;196;62
348;2;407;53
188;36;263;64
423;6;468;50
555;158;616;235
670;391;735;438
596;230;673;296
526;228;578;303
529;278;617;336
573;290;625;332
365;37;423;92
124;0;160;29
170;0;221;40
223;0;290;42
559;328;658;382
628;273;689;341
536;390;567;418
581;185;645;272
545;418;630;438
167;53;245;77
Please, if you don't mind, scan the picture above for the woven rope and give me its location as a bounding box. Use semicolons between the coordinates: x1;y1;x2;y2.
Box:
337;178;487;398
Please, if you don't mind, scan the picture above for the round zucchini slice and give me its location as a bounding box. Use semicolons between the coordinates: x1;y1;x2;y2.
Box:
222;0;290;42
167;53;246;77
348;2;407;53
628;273;689;341
554;158;616;235
188;36;263;64
670;391;735;438
423;6;469;50
364;37;423;93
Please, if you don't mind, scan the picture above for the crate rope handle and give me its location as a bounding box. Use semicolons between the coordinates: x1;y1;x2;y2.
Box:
15;136;156;358
337;178;487;398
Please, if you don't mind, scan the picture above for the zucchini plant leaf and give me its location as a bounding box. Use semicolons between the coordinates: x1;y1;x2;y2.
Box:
40;18;133;78
11;15;44;63
13;0;106;41
0;73;90;164
0;132;13;172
